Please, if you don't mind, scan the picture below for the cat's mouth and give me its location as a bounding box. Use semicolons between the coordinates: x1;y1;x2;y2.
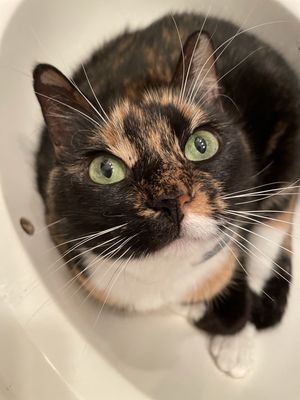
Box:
180;213;218;241
157;213;222;258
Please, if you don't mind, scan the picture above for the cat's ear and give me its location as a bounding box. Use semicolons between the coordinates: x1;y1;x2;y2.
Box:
172;32;219;102
33;64;93;158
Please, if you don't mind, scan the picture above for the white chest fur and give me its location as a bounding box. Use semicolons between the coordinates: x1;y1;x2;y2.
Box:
81;238;232;312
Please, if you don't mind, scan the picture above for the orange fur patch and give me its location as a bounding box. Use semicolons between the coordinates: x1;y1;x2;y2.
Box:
185;191;212;217
93;100;139;167
183;250;236;303
258;195;297;238
143;89;206;130
182;182;213;217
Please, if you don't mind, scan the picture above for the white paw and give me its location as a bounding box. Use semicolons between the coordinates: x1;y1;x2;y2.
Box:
170;302;206;321
210;324;255;378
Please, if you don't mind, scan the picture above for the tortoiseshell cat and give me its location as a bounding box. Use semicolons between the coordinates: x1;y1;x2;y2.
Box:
33;13;300;378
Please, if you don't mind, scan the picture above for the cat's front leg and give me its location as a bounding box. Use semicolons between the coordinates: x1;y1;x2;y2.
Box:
194;215;292;378
210;323;255;378
174;296;255;378
194;274;255;377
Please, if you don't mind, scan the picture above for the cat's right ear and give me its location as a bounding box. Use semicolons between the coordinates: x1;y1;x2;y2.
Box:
33;64;93;158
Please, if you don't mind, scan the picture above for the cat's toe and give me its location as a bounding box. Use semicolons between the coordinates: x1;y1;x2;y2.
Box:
210;324;255;378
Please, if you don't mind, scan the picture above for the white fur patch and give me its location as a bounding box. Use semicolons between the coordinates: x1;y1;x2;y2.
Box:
247;223;287;294
210;324;255;378
181;214;217;240
81;214;231;312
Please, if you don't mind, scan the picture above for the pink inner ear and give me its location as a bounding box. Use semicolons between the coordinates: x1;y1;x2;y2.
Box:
40;69;71;90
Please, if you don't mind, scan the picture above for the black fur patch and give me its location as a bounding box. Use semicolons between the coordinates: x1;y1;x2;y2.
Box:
195;270;251;335
250;251;292;330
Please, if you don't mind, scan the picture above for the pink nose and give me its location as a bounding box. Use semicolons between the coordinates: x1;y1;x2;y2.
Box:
148;192;192;224
177;193;192;209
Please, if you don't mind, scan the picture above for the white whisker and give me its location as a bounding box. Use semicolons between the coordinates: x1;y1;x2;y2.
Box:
223;210;300;246
195;47;264;108
80;243;135;305
222;181;290;199
219;228;275;302
233;209;298;215
223;185;300;200
188;4;256;102
35;217;66;234
233;179;300;205
171;15;185;102
222;224;292;282
217;229;248;276
189;20;287;104
46;223;127;266
56;236;124;272
224;218;293;255
181;5;212;101
227;209;297;227
35;91;101;129
80;64;110;122
93;250;135;326
60;236;129;292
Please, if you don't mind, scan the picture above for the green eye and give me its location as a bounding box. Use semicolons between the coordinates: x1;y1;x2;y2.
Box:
89;154;126;184
184;130;219;162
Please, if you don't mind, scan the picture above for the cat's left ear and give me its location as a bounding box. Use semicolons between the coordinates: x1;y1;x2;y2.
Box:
172;32;219;102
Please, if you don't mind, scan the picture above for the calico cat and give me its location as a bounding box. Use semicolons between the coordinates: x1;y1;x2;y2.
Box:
33;13;300;378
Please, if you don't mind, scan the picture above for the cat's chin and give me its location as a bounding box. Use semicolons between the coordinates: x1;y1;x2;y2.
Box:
164;236;204;254
161;235;216;259
158;213;219;258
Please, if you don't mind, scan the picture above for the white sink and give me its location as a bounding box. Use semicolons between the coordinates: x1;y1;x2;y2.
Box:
1;1;300;399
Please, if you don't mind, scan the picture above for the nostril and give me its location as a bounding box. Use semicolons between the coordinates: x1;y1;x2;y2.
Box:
148;197;182;224
160;204;180;223
178;193;192;208
161;206;172;217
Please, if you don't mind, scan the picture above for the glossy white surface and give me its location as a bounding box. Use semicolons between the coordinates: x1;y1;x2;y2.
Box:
0;1;300;399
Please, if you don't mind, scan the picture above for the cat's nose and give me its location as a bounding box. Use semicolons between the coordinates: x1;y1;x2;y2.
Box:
149;193;192;224
177;193;192;209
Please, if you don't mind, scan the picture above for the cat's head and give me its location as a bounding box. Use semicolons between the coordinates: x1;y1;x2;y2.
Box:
33;32;254;261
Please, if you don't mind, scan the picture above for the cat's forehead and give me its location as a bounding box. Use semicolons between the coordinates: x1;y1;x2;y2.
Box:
92;90;208;167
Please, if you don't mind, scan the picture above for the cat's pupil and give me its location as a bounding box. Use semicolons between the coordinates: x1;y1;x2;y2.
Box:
100;160;113;178
194;137;207;154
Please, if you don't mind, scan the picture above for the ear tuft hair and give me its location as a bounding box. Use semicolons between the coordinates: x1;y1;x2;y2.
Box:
172;32;219;102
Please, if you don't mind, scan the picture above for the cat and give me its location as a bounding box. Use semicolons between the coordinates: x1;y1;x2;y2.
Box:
33;13;300;378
